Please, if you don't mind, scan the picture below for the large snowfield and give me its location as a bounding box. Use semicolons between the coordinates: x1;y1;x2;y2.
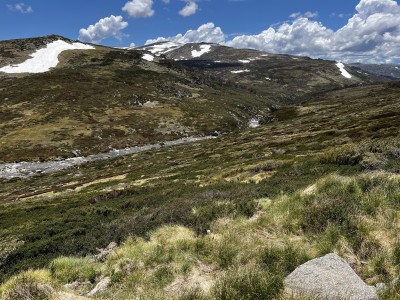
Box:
0;40;94;74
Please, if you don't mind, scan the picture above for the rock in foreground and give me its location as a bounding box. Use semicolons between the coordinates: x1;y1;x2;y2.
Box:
284;253;378;300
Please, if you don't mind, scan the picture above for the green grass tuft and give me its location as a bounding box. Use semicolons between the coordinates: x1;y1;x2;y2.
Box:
49;257;97;283
212;265;283;300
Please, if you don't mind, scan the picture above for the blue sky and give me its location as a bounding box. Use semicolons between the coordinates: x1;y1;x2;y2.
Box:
0;0;363;44
2;0;400;63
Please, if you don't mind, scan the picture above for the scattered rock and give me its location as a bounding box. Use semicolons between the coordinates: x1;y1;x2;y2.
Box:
375;282;386;292
93;242;117;262
284;253;378;300
164;263;214;296
64;281;92;294
273;149;286;155
57;291;91;300
87;277;110;296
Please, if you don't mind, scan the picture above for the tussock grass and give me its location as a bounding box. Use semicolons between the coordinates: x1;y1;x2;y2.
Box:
212;265;283;300
0;269;54;300
4;171;400;299
319;144;362;166
49;257;98;283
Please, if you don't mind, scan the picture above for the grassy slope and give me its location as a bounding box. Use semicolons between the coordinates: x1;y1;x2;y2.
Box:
2;155;400;298
1;81;400;292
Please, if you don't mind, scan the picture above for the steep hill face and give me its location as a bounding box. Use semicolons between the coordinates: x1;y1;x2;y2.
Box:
0;36;371;162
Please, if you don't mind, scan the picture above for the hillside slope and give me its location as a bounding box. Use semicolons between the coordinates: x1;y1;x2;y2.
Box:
1;35;399;299
0;36;368;162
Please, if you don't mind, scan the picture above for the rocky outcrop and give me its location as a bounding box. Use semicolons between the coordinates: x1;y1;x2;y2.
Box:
284;253;378;300
93;242;118;262
87;277;110;296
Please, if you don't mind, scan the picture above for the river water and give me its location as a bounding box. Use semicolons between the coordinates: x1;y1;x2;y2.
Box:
0;136;216;179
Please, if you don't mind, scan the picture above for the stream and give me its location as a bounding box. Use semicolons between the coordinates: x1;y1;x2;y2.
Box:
0;136;216;179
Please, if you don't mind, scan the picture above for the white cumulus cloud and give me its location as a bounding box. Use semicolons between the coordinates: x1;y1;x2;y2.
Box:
179;1;198;17
227;0;400;63
78;15;128;44
122;0;154;18
226;18;333;57
142;0;400;63
145;22;225;44
7;2;32;13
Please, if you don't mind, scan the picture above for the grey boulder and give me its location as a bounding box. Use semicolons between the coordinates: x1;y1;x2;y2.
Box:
87;277;111;296
284;253;378;300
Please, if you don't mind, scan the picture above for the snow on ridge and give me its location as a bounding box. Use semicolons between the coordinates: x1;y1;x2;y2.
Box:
0;40;94;74
336;62;352;79
144;42;181;56
142;53;154;62
231;69;250;74
239;59;250;63
192;45;211;58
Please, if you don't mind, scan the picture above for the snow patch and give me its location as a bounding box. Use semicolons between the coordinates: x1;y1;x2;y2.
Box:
261;54;269;57
142;53;154;62
144;42;181;56
0;40;94;74
142;101;159;108
239;59;250;63
231;69;250;74
265;77;271;81
249;118;260;128
336;62;352;79
192;45;211;58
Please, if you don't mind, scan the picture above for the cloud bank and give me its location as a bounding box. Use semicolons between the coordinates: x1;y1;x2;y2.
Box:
145;0;400;63
78;15;128;44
